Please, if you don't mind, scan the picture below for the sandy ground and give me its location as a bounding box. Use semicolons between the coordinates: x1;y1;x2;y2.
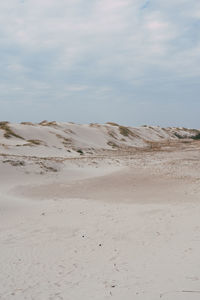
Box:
1;142;200;300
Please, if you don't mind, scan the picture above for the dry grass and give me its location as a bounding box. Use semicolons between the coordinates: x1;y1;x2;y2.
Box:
0;122;24;139
89;123;101;128
107;141;118;148
35;161;58;172
3;159;25;167
119;126;137;138
107;130;117;139
27;139;43;145
39;120;57;127
21;122;35;126
64;129;75;135
62;138;72;147
56;134;72;146
106;122;119;126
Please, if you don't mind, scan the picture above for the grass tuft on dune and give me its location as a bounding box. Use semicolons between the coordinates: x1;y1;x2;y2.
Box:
0;122;24;140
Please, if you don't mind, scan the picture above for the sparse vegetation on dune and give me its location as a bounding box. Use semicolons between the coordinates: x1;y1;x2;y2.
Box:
55;134;72;146
27;139;43;145
174;133;185;139
0;121;9;125
89;123;101;128
39;120;58;127
173;130;200;140
3;159;25;167
107;141;118;148
0;122;24;139
191;133;200;140
0;122;199;158
107;130;117;139
35;161;58;173
77;149;84;155
106;122;119;126
64;129;75;135
119;126;137;138
21;122;35;126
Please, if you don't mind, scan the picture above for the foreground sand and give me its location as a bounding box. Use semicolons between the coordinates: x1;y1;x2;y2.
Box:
1;142;200;299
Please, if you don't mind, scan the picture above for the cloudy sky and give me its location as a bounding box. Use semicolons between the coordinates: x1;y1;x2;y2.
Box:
0;0;200;127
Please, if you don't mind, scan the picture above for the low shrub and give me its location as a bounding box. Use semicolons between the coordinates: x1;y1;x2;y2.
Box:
191;133;200;140
77;149;84;155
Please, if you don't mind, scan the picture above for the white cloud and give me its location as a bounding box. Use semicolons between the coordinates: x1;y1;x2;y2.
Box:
0;0;199;78
0;0;200;126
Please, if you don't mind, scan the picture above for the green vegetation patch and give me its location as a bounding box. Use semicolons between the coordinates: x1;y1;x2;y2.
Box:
77;149;84;155
191;133;200;140
174;133;185;139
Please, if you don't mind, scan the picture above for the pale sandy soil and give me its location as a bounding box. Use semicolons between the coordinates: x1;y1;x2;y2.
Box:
1;138;200;299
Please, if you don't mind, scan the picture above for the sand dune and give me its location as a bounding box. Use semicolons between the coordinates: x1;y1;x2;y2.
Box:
0;121;199;158
1;122;200;299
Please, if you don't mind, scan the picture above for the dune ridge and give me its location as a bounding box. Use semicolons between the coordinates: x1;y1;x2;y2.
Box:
0;121;199;157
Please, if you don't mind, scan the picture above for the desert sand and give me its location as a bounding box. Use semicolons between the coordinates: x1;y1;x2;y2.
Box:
1;122;200;299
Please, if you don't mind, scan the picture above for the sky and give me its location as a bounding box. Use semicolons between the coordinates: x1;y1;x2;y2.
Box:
0;0;200;127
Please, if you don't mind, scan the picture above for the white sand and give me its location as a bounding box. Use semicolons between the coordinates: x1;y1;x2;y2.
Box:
1;123;200;299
